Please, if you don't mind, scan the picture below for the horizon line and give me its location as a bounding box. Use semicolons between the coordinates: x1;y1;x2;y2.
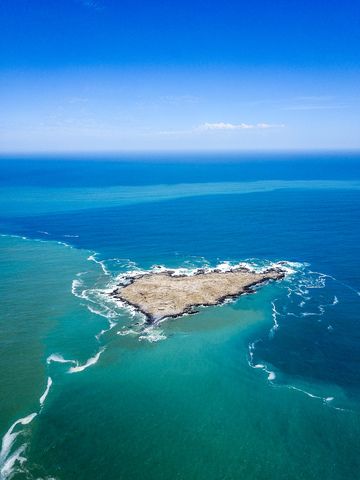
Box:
1;148;360;158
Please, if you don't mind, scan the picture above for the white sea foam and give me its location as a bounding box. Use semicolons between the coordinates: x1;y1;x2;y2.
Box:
303;275;326;289
253;364;266;369
270;267;345;325
70;262;144;344
57;241;72;248
269;301;280;338
68;348;105;373
1;234;27;242
39;377;53;408
87;303;106;317
288;387;348;412
117;329;135;336
88;254;111;276
248;342;256;362
276;262;300;275
311;271;360;297
248;340;278;383
0;375;56;476
76;271;88;276
86;302;118;321
46;354;76;365
113;258;290;291
95;318;117;340
71;279;85;298
101;293;141;320
83;292;128;339
0;444;27;480
0;413;37;479
290;386;323;400
139;327;166;343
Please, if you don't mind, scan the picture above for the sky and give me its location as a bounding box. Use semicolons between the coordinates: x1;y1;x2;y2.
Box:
1;0;359;152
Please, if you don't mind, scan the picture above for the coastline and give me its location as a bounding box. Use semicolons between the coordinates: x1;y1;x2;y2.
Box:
111;265;286;324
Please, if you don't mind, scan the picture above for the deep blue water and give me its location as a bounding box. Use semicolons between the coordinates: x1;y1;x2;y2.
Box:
1;152;360;480
2;151;360;187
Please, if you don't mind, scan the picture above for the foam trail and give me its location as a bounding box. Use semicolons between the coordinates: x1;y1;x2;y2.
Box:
71;279;88;299
1;346;104;476
39;377;53;408
287;387;349;411
310;271;360;297
88;254;111;276
95;321;116;341
86;304;117;323
269;301;280;338
68;348;105;373
0;413;37;479
289;386;324;400
0;444;27;480
57;241;72;248
46;354;76;365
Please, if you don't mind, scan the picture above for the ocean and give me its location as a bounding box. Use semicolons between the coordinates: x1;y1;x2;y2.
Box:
1;152;360;480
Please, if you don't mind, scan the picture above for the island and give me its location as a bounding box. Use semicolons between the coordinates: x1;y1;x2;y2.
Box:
111;265;286;324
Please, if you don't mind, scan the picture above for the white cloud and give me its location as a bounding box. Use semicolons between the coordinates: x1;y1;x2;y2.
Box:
284;105;349;111
160;95;200;105
68;98;89;103
293;96;336;102
197;122;283;131
158;122;285;135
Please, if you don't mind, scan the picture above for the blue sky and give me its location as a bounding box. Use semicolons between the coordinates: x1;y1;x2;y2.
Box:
1;0;359;152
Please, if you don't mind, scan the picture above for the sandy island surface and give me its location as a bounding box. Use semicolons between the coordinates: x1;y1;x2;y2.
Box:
111;266;286;324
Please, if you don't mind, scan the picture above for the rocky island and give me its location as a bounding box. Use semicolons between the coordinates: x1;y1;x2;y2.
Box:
112;265;286;324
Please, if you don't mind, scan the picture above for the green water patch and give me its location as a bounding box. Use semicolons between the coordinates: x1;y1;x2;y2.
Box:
0;236;105;435
26;303;360;480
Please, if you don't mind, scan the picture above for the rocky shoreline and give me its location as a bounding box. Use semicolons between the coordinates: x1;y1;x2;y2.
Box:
111;265;286;324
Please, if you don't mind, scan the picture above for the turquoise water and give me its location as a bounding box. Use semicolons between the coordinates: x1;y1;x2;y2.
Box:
1;154;360;479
